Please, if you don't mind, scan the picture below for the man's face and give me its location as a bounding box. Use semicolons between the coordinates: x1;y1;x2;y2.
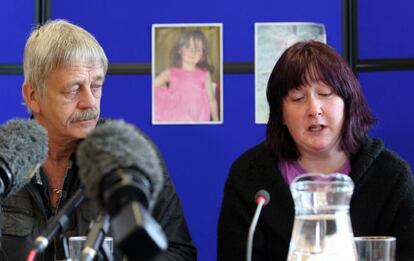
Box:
31;61;105;142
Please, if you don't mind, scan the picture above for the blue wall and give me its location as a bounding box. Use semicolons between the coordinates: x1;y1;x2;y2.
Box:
1;1;413;261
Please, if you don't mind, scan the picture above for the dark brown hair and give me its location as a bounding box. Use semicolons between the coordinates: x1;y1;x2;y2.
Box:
266;41;375;159
171;29;213;72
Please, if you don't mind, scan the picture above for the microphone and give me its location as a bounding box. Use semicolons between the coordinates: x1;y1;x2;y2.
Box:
32;189;86;254
0;119;48;198
76;120;167;260
246;190;270;261
81;211;111;261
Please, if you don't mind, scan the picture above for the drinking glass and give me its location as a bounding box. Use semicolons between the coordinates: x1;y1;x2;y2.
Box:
354;236;396;261
67;236;113;261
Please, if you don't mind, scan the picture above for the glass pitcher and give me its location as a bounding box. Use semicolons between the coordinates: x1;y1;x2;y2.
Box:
287;173;357;261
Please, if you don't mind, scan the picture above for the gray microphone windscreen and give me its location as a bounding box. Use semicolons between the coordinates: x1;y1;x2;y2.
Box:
76;120;164;210
0;119;48;197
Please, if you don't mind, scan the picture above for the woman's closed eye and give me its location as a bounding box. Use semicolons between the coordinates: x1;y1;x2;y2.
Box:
287;90;305;102
291;96;304;102
319;92;333;97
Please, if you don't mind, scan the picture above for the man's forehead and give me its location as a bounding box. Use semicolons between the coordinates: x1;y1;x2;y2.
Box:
56;61;105;77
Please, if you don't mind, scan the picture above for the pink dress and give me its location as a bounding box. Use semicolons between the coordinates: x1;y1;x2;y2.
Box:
155;67;211;122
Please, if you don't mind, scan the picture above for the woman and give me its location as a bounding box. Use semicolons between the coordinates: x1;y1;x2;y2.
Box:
217;41;414;260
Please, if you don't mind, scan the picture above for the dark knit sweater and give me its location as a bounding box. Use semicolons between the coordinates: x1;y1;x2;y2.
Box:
218;137;414;260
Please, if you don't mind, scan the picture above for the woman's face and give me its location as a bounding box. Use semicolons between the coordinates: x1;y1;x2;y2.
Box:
282;81;345;157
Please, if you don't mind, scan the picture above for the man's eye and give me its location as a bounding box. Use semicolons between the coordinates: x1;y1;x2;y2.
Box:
91;85;102;92
91;85;102;97
65;88;79;95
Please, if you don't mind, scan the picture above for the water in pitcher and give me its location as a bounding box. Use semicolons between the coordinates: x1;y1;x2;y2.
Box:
287;173;358;261
287;214;356;261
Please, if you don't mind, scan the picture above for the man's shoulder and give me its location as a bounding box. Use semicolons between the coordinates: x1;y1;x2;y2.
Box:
1;185;37;238
2;184;33;208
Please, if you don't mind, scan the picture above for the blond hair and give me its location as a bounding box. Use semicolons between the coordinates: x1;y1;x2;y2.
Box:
23;19;108;98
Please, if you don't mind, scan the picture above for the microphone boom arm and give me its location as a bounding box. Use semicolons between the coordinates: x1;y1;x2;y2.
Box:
246;200;265;261
246;190;270;261
32;189;86;254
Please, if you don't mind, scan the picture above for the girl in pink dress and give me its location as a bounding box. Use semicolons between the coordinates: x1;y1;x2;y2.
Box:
154;30;219;123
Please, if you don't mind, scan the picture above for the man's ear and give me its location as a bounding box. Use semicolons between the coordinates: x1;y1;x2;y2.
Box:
22;82;41;114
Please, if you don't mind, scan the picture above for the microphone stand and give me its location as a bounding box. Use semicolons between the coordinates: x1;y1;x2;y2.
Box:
246;199;265;261
246;190;270;261
32;189;86;256
82;212;112;261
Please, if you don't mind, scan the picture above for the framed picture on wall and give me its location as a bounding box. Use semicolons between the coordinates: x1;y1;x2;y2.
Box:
152;23;223;125
254;22;326;124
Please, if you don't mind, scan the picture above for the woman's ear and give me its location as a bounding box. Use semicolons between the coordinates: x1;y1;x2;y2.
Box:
22;82;41;114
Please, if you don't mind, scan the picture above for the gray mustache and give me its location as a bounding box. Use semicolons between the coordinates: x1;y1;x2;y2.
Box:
70;109;99;123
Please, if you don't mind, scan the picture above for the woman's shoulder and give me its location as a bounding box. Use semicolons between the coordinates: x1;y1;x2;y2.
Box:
233;142;269;161
373;143;414;198
229;143;275;175
226;143;285;193
379;147;412;173
364;137;410;168
356;137;412;176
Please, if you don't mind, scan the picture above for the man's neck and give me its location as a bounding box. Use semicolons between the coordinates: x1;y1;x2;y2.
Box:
44;136;79;179
44;138;79;208
48;134;80;159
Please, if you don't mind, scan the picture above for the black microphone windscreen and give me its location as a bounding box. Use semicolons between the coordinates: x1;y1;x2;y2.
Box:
255;189;270;206
76;120;164;210
0;119;48;197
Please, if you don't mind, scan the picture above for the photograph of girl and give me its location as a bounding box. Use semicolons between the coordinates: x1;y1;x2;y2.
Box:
152;24;222;124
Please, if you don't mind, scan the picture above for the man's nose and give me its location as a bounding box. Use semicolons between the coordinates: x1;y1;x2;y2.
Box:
79;87;97;108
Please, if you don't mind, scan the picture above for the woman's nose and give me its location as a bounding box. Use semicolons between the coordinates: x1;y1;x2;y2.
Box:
308;97;323;117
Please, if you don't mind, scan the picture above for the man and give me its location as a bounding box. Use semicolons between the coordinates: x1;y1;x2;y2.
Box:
0;19;196;260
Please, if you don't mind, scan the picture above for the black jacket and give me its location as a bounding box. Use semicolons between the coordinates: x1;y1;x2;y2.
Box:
0;122;197;261
218;138;414;260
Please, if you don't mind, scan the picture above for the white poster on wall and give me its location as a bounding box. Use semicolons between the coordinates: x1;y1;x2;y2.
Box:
254;22;326;124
